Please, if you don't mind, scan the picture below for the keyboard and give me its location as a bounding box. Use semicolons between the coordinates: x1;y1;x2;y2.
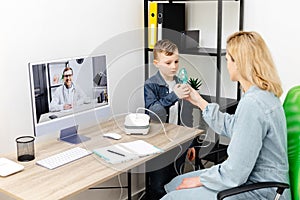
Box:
36;147;92;170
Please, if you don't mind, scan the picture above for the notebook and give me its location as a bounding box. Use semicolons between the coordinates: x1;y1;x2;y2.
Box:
93;140;163;164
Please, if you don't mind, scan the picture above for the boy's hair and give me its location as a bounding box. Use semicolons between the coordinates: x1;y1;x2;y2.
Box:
153;39;178;60
227;31;283;97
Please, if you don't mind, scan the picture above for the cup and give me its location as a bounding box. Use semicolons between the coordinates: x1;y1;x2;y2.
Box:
16;136;35;162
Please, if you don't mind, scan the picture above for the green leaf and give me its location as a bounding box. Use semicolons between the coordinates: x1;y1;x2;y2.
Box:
188;77;202;90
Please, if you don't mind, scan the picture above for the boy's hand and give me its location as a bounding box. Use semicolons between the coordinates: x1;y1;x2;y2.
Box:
185;85;208;110
173;84;190;99
187;147;196;161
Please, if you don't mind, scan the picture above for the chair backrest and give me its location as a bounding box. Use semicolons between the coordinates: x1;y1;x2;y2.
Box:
283;85;300;200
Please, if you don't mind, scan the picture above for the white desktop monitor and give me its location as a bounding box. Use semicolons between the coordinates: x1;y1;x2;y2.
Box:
28;54;111;139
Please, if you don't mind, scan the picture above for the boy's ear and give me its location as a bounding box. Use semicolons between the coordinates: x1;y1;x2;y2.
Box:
153;59;159;66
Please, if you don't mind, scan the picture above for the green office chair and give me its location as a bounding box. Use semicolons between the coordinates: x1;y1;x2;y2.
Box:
217;85;300;200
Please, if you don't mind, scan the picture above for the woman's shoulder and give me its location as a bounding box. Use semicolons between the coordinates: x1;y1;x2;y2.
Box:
240;86;281;114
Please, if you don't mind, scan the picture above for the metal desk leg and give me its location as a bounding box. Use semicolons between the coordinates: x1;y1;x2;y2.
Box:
127;170;131;200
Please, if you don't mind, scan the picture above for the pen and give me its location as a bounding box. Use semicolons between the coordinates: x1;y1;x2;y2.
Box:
107;149;125;157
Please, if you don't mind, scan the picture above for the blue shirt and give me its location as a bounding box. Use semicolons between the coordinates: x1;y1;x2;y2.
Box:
199;86;290;199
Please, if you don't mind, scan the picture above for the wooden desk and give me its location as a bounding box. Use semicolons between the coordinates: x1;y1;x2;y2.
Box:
0;116;203;200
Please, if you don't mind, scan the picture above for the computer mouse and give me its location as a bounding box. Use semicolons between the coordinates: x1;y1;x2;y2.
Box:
103;133;122;140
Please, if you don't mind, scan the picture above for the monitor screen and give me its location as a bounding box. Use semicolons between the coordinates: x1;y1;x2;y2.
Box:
29;54;111;137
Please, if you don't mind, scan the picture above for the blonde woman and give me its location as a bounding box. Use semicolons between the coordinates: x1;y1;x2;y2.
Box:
161;31;291;200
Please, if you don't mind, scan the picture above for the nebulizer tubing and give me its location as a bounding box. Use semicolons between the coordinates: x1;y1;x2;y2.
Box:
178;67;210;146
177;68;212;171
136;107;184;175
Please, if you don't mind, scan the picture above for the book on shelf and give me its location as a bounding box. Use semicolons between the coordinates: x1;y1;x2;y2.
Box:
157;3;185;48
93;140;163;164
148;2;157;49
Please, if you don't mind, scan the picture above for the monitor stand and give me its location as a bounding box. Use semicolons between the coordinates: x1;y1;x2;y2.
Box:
59;125;90;144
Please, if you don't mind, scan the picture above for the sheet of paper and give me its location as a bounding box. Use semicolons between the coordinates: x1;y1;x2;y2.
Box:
120;140;163;156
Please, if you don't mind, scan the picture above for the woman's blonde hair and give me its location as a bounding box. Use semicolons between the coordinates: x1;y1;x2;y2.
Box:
153;39;178;60
226;31;283;97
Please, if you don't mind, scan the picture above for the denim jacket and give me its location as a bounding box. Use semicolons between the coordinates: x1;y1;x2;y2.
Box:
163;86;290;200
199;86;291;199
144;71;193;127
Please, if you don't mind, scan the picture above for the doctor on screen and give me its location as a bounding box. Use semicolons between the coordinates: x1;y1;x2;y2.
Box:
49;65;86;112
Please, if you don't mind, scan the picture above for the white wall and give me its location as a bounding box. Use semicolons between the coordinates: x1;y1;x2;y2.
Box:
0;0;144;154
243;0;300;100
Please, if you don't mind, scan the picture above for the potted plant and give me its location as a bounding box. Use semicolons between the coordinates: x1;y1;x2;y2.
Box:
188;77;202;90
186;77;207;128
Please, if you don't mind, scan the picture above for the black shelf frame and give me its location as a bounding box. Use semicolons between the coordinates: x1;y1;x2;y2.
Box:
146;47;227;56
144;0;244;167
144;0;244;100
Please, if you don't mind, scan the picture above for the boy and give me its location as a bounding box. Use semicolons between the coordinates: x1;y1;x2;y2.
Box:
143;39;196;199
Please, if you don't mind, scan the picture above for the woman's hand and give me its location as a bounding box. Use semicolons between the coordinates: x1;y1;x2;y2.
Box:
173;84;190;99
185;85;208;111
176;177;203;190
187;147;196;161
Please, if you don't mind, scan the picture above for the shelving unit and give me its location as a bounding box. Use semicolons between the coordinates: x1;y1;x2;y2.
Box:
144;0;244;165
144;0;244;104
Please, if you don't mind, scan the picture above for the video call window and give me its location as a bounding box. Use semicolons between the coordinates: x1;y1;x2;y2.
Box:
29;55;109;125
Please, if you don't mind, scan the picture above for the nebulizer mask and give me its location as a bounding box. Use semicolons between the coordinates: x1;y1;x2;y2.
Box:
177;68;188;84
